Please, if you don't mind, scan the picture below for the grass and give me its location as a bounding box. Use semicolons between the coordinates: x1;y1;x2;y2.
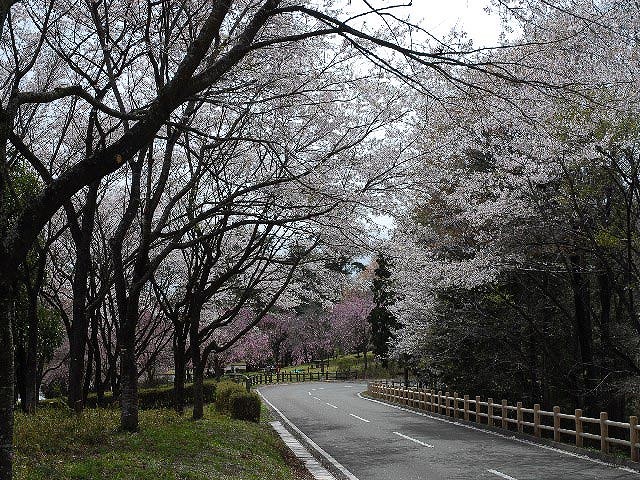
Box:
14;404;308;480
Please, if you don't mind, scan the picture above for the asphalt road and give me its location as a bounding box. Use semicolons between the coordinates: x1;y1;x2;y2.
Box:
258;381;640;480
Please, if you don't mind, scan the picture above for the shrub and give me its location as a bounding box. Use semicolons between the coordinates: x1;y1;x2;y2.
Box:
48;380;217;410
229;391;261;422
215;381;247;414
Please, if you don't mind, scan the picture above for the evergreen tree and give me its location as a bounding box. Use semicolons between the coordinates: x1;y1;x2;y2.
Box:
367;254;398;367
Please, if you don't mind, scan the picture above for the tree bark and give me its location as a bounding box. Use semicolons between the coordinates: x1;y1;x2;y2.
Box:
569;253;597;409
172;338;187;415
68;183;98;411
0;287;14;480
190;314;204;420
119;294;140;431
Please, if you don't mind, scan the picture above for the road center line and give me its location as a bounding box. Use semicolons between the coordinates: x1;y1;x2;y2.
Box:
326;403;338;409
393;431;434;448
349;413;370;423
488;469;518;480
312;396;321;401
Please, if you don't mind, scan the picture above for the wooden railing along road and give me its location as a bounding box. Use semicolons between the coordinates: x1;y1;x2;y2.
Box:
225;370;360;391
368;381;640;462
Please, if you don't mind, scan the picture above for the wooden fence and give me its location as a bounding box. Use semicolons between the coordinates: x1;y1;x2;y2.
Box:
368;381;640;462
225;370;360;389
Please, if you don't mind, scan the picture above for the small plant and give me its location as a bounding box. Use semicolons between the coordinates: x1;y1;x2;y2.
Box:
229;391;261;422
215;380;247;414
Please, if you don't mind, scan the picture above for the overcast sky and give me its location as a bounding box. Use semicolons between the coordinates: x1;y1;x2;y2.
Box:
410;1;502;45
355;1;504;47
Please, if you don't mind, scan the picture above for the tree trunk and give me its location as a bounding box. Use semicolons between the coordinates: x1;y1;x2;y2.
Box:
190;318;204;420
82;338;94;404
173;338;187;415
569;253;597;409
92;313;104;406
192;363;204;421
119;295;140;432
0;287;15;480
67;184;98;412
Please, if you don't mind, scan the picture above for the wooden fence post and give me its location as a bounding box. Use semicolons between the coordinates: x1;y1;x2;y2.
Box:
488;398;494;427
475;396;481;423
464;395;469;421
445;392;450;416
534;404;541;438
630;416;638;462
454;392;459;419
553;406;560;442
438;391;442;415
575;409;583;447
502;400;508;429
600;412;609;454
431;390;436;413
517;402;523;433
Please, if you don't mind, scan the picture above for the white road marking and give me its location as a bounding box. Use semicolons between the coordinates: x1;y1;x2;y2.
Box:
358;392;640;475
308;391;312;396
258;390;360;480
271;421;337;480
488;469;518;480
393;431;434;448
344;385;354;388
326;403;338;409
312;396;321;401
349;413;370;423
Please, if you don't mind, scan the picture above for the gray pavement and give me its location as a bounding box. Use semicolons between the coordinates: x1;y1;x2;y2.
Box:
258;381;640;480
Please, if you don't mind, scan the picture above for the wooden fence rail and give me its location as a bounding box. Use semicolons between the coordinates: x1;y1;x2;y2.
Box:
368;382;640;462
225;370;360;389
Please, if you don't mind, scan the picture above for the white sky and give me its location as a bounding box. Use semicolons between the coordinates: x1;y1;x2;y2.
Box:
409;1;502;46
354;1;504;48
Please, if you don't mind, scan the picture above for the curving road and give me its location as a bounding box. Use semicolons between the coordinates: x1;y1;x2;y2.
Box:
258;381;639;480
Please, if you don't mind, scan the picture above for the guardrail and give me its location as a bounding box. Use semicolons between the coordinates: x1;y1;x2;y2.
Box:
368;382;640;462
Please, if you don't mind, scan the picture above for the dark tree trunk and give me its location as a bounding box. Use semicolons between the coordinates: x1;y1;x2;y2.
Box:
68;183;98;412
14;342;26;413
173;338;187;415
119;291;140;432
0;287;15;480
83;337;94;404
569;254;597;409
92;311;103;406
190;316;204;420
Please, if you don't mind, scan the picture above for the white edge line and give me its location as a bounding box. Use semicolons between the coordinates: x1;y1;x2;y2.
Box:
258;390;360;480
349;413;370;423
326;403;338;409
488;469;518;480
357;392;640;475
393;431;434;448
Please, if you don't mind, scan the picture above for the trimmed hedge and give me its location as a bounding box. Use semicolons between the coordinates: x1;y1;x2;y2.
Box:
215;381;247;414
229;391;261;422
39;380;217;410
